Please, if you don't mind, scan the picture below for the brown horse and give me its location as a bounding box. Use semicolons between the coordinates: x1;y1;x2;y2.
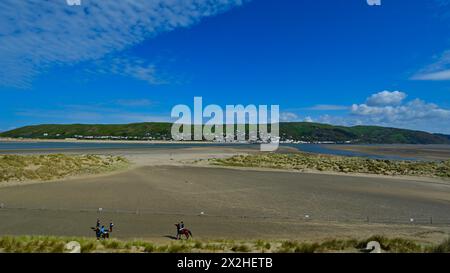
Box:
175;223;193;240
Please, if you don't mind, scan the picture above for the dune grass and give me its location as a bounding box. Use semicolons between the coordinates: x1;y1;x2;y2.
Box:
427;237;450;253
0;154;129;183
0;235;446;253
212;153;450;178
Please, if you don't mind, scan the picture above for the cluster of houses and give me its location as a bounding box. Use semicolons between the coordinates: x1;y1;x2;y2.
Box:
72;134;171;141
280;139;354;144
40;132;354;144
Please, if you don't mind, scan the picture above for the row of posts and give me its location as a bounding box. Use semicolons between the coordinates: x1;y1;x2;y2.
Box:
0;204;439;224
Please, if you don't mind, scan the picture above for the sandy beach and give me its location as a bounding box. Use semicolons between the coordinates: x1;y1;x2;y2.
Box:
0;145;450;245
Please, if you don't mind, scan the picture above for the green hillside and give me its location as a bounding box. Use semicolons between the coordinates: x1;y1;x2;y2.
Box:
0;123;173;140
279;123;450;144
1;122;449;144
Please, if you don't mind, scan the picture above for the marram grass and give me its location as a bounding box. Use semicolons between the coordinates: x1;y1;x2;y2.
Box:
212;153;450;178
0;235;447;253
0;154;129;183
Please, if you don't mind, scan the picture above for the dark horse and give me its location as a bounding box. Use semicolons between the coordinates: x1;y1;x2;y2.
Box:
91;223;113;240
175;223;193;240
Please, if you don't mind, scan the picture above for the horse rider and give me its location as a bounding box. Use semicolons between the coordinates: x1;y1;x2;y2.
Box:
100;225;106;237
96;218;100;228
180;221;185;231
175;221;185;239
94;226;101;240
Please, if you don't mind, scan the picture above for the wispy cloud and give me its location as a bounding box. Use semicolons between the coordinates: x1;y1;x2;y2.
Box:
410;0;450;82
412;50;450;81
0;0;245;88
412;69;450;81
280;112;316;123
115;99;153;107
304;104;349;111
280;112;299;121
16;103;172;124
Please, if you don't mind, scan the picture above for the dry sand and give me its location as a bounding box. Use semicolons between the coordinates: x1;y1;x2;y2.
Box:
0;145;450;244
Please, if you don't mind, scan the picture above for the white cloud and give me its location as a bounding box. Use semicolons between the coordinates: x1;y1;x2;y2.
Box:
280;112;317;122
351;98;450;123
298;91;450;133
412;69;450;81
412;50;450;81
0;0;245;88
280;112;299;121
365;91;407;106
345;91;450;133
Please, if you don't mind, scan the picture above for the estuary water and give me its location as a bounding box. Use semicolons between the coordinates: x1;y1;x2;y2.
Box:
0;141;434;161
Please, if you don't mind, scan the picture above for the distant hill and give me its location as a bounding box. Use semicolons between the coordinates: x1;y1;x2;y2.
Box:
279;123;450;144
1;122;450;144
0;123;173;140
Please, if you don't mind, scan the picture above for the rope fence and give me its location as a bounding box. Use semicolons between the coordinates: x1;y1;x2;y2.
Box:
1;204;450;226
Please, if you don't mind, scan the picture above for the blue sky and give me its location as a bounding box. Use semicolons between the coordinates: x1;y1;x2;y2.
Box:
1;0;450;133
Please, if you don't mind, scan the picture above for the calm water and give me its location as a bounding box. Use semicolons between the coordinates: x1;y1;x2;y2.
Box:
0;141;424;161
0;141;250;151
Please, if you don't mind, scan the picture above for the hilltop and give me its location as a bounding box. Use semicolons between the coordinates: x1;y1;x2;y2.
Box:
1;122;449;144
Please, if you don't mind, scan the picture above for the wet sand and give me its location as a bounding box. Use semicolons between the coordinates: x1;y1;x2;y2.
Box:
324;144;450;161
1;160;450;243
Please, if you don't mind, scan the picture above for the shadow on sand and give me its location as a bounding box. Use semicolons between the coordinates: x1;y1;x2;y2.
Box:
163;235;178;240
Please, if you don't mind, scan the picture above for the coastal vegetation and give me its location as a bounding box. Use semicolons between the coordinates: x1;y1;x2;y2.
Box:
1;122;449;144
0;154;129;183
0;235;447;253
212;153;450;178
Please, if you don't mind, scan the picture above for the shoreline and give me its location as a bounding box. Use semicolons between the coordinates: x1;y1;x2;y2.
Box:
0;137;221;145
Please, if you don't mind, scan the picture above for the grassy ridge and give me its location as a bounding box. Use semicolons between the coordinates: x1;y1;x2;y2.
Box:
1;235;448;253
1;122;450;144
279;122;450;144
212;153;450;178
0;154;129;183
0;123;173;140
